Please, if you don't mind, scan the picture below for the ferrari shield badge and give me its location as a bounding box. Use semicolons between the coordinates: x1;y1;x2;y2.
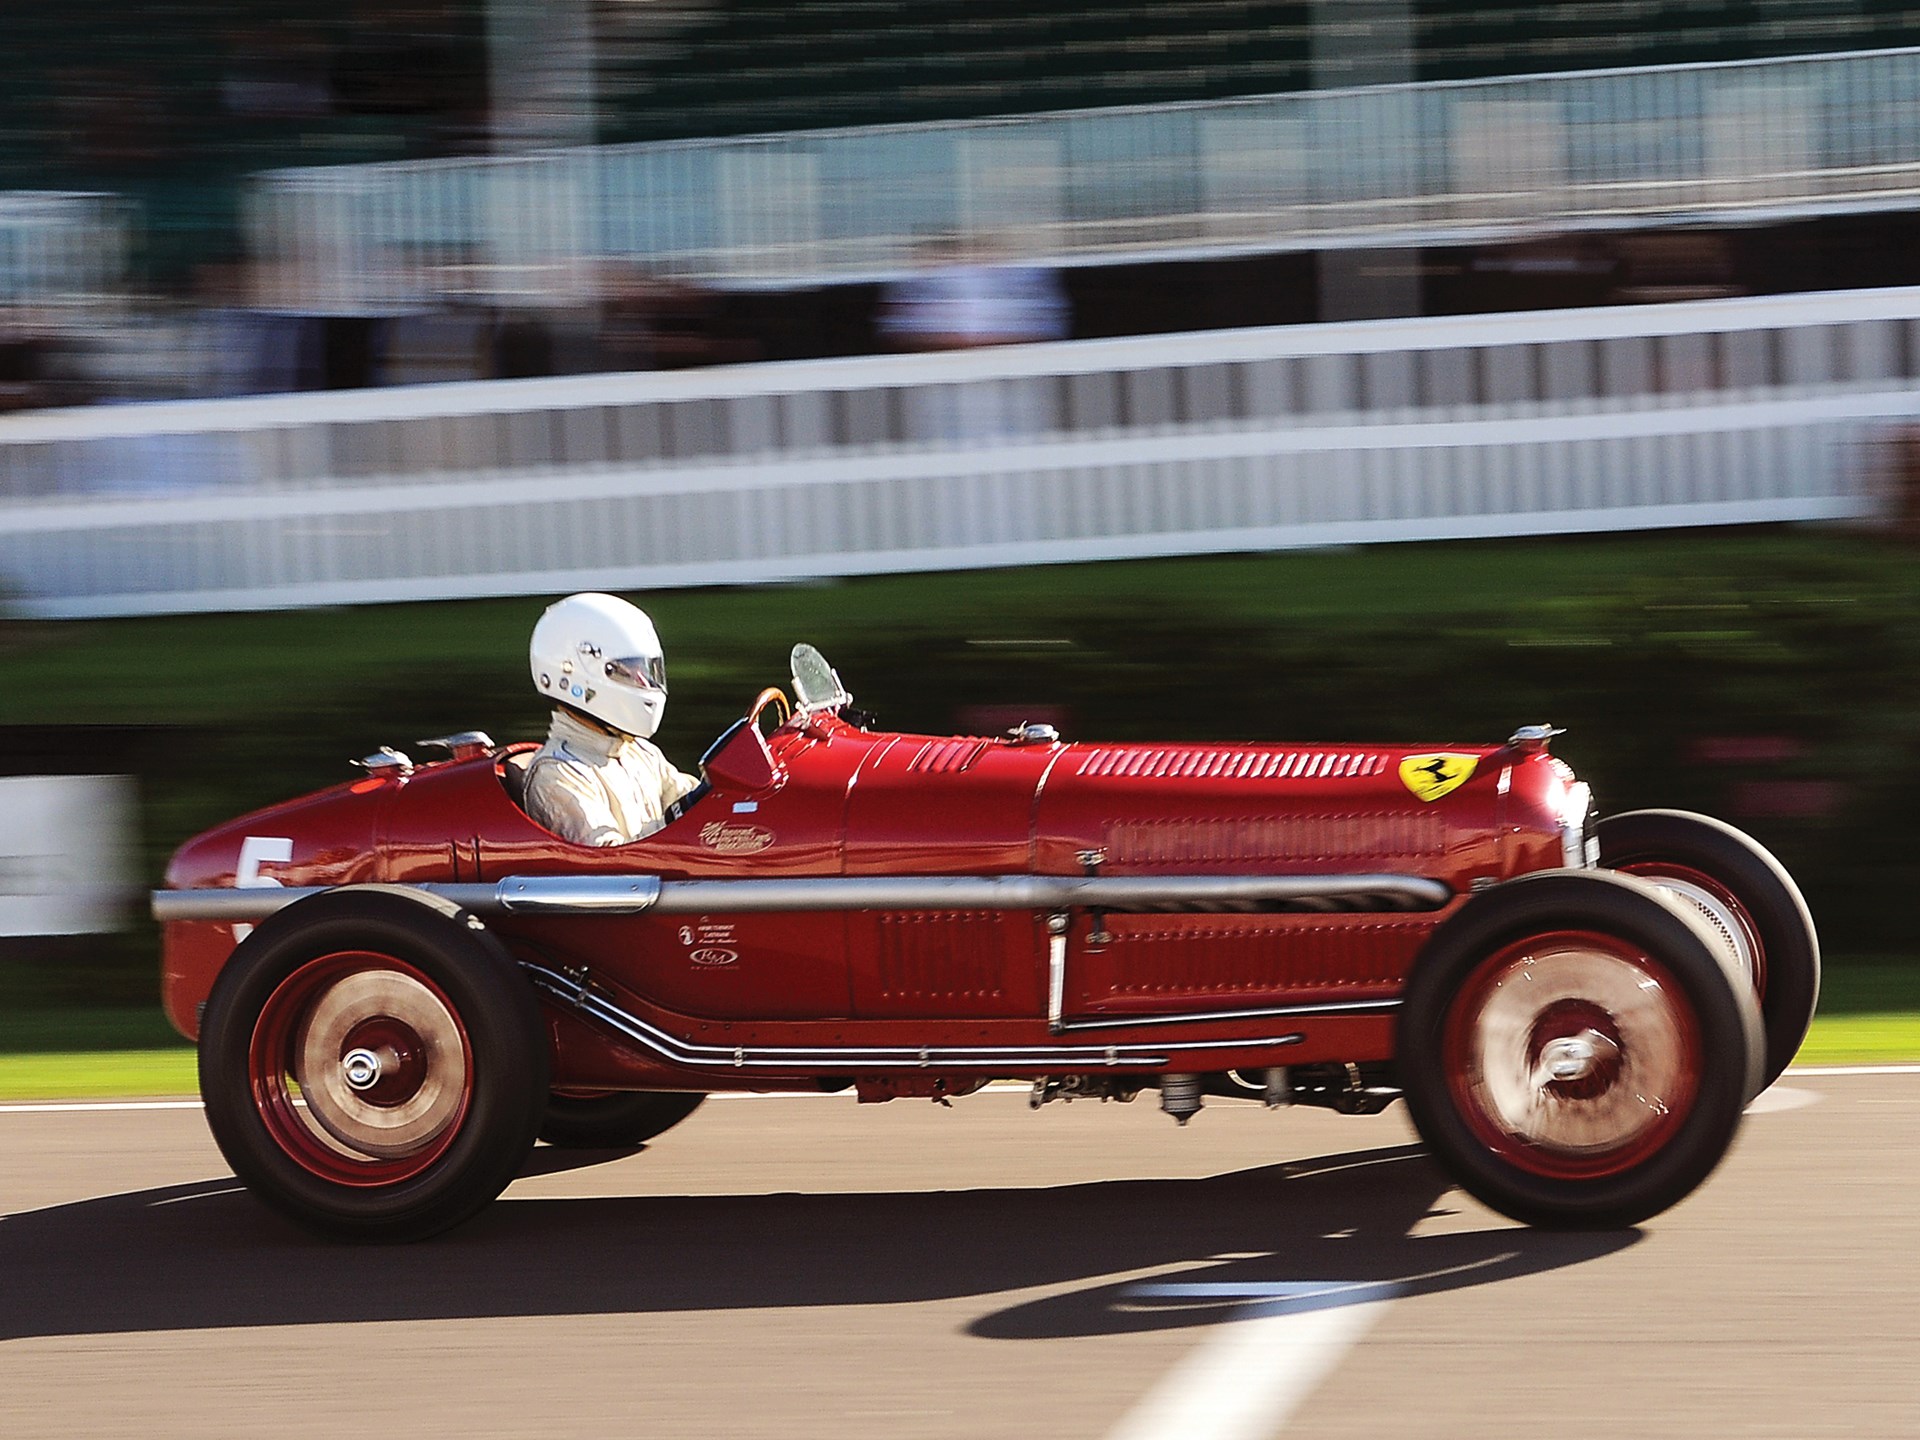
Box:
1398;753;1479;803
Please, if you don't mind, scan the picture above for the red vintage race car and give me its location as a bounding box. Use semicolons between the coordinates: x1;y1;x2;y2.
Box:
153;645;1818;1242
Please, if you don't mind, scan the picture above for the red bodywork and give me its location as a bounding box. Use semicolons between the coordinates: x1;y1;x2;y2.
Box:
161;714;1585;1095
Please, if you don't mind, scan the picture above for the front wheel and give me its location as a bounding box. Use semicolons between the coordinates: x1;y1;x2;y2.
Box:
1398;870;1761;1229
199;888;548;1242
1599;809;1819;1091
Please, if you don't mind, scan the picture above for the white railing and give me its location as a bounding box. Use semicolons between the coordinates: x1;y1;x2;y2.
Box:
0;287;1909;618
245;46;1920;307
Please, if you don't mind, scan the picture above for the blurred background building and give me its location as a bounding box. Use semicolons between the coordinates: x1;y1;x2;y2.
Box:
4;1;1920;404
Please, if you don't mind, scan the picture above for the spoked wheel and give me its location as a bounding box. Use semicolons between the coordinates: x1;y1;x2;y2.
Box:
539;1089;707;1148
249;952;475;1184
1600;809;1820;1092
200;888;548;1242
1399;871;1761;1229
1443;935;1702;1181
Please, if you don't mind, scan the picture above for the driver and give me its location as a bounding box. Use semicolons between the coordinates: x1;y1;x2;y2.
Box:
524;592;700;846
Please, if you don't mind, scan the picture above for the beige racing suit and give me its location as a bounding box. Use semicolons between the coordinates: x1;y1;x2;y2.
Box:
524;708;701;846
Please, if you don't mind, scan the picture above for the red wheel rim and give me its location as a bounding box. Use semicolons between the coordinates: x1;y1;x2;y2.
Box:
1616;860;1766;1000
247;952;474;1187
1442;930;1703;1181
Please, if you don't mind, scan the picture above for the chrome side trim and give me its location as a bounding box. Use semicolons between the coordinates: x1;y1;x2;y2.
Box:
495;875;664;913
638;873;1450;915
152;871;1451;923
1055;998;1402;1031
520;961;1305;1072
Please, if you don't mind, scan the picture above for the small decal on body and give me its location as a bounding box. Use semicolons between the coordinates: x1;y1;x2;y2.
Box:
1397;753;1479;803
681;921;739;969
699;821;775;854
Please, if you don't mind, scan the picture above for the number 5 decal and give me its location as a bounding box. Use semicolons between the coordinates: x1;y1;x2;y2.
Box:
232;836;293;941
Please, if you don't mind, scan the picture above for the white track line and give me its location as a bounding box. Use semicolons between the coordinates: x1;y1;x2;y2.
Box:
1105;1281;1400;1440
2;1064;1914;1114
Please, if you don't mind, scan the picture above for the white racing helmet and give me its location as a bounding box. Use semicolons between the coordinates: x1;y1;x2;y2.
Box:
530;593;669;739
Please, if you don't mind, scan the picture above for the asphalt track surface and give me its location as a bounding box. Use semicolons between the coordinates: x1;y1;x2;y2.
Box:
2;1071;1915;1439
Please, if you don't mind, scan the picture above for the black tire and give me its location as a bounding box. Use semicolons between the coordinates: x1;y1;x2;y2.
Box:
198;887;549;1242
1398;870;1761;1230
1600;809;1819;1091
539;1090;707;1148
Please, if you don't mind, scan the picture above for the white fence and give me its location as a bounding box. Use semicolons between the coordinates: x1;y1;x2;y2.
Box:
247;46;1920;306
0;286;1909;619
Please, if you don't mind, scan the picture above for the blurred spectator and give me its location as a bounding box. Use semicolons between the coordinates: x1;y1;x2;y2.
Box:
380;263;495;386
181;253;396;397
879;237;1070;442
184;259;271;398
878;236;1071;352
0;309;65;413
1611;233;1743;305
595;261;666;372
595;260;757;372
491;307;562;380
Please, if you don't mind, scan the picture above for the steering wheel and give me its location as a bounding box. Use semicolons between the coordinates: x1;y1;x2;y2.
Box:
748;686;791;735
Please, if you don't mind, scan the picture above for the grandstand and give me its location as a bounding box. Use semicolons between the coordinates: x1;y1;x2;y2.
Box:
0;2;486;275
7;3;1920;379
602;1;1920;141
10;3;1920;246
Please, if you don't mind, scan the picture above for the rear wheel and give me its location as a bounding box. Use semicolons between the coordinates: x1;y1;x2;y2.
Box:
540;1089;706;1148
1399;871;1760;1229
1600;809;1819;1091
199;888;548;1242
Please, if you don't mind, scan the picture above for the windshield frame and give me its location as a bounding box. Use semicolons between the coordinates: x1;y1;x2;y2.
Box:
789;643;852;717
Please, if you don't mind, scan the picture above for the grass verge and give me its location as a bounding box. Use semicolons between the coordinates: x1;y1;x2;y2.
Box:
0;991;1913;1102
0;1049;197;1101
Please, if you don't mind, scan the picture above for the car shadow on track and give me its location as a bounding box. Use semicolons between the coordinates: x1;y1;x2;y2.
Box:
0;1141;1634;1344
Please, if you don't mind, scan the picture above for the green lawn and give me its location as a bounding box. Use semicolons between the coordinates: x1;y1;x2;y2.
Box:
0;1008;198;1100
0;1049;197;1101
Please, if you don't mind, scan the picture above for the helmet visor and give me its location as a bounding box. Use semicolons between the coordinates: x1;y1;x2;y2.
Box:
604;653;667;693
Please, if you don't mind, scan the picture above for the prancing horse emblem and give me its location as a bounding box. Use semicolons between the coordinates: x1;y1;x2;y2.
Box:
1397;753;1479;803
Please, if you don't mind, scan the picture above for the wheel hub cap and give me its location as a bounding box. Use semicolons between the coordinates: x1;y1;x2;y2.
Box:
341;1047;383;1092
294;969;468;1161
1540;1031;1607;1083
1461;943;1692;1163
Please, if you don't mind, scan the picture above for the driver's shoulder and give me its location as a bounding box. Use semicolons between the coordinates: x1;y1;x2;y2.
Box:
524;747;608;799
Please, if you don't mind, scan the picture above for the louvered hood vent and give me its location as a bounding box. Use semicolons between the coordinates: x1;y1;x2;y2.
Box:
1072;746;1388;782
